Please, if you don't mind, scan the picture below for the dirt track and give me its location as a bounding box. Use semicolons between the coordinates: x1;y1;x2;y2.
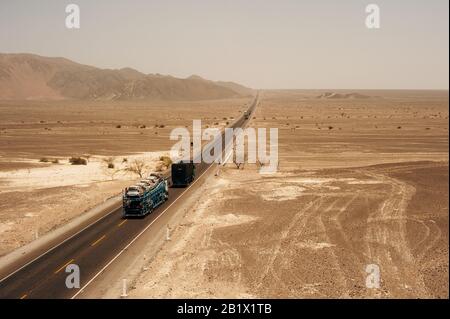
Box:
128;161;448;298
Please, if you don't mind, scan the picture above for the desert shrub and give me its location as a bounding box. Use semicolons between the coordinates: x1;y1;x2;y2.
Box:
155;162;165;172
140;125;146;129
52;159;59;164
69;157;87;165
159;124;165;128
159;155;172;167
126;159;147;178
116;125;121;128
397;126;402;129
39;157;49;163
103;157;115;168
122;158;128;163
328;126;334;130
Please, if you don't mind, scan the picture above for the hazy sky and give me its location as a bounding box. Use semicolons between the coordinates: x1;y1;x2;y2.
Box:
0;0;448;89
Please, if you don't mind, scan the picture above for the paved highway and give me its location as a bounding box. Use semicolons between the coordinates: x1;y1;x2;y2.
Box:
0;94;258;299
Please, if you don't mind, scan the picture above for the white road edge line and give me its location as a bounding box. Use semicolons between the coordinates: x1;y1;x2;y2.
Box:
0;204;123;284
71;162;215;299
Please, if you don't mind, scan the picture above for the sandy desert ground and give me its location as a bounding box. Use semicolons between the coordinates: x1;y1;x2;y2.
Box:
125;90;449;298
0;98;250;256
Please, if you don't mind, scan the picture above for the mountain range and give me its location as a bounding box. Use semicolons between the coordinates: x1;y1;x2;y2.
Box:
0;53;253;101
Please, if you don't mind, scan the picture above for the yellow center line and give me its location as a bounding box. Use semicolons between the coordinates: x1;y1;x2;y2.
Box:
20;294;27;299
54;258;75;274
90;234;106;247
117;220;127;227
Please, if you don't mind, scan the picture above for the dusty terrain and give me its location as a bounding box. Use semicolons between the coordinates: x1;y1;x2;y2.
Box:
126;90;448;298
0;98;251;256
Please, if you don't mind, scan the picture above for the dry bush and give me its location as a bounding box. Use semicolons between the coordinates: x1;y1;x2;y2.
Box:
40;157;59;164
233;159;243;169
69;157;87;165
159;155;172;168
103;157;115;169
126;159;147;178
256;159;266;168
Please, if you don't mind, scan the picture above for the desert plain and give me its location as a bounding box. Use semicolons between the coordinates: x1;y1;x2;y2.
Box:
0;97;250;256
126;89;449;299
0;90;448;298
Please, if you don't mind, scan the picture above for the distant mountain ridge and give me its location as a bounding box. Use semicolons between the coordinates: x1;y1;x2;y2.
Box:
0;53;253;101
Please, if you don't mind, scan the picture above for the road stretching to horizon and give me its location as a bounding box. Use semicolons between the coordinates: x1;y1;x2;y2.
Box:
0;94;258;299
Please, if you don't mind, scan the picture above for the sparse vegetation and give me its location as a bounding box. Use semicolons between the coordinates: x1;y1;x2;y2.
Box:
159;155;172;168
126;159;147;178
39;157;59;164
69;157;87;165
101;157;116;169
